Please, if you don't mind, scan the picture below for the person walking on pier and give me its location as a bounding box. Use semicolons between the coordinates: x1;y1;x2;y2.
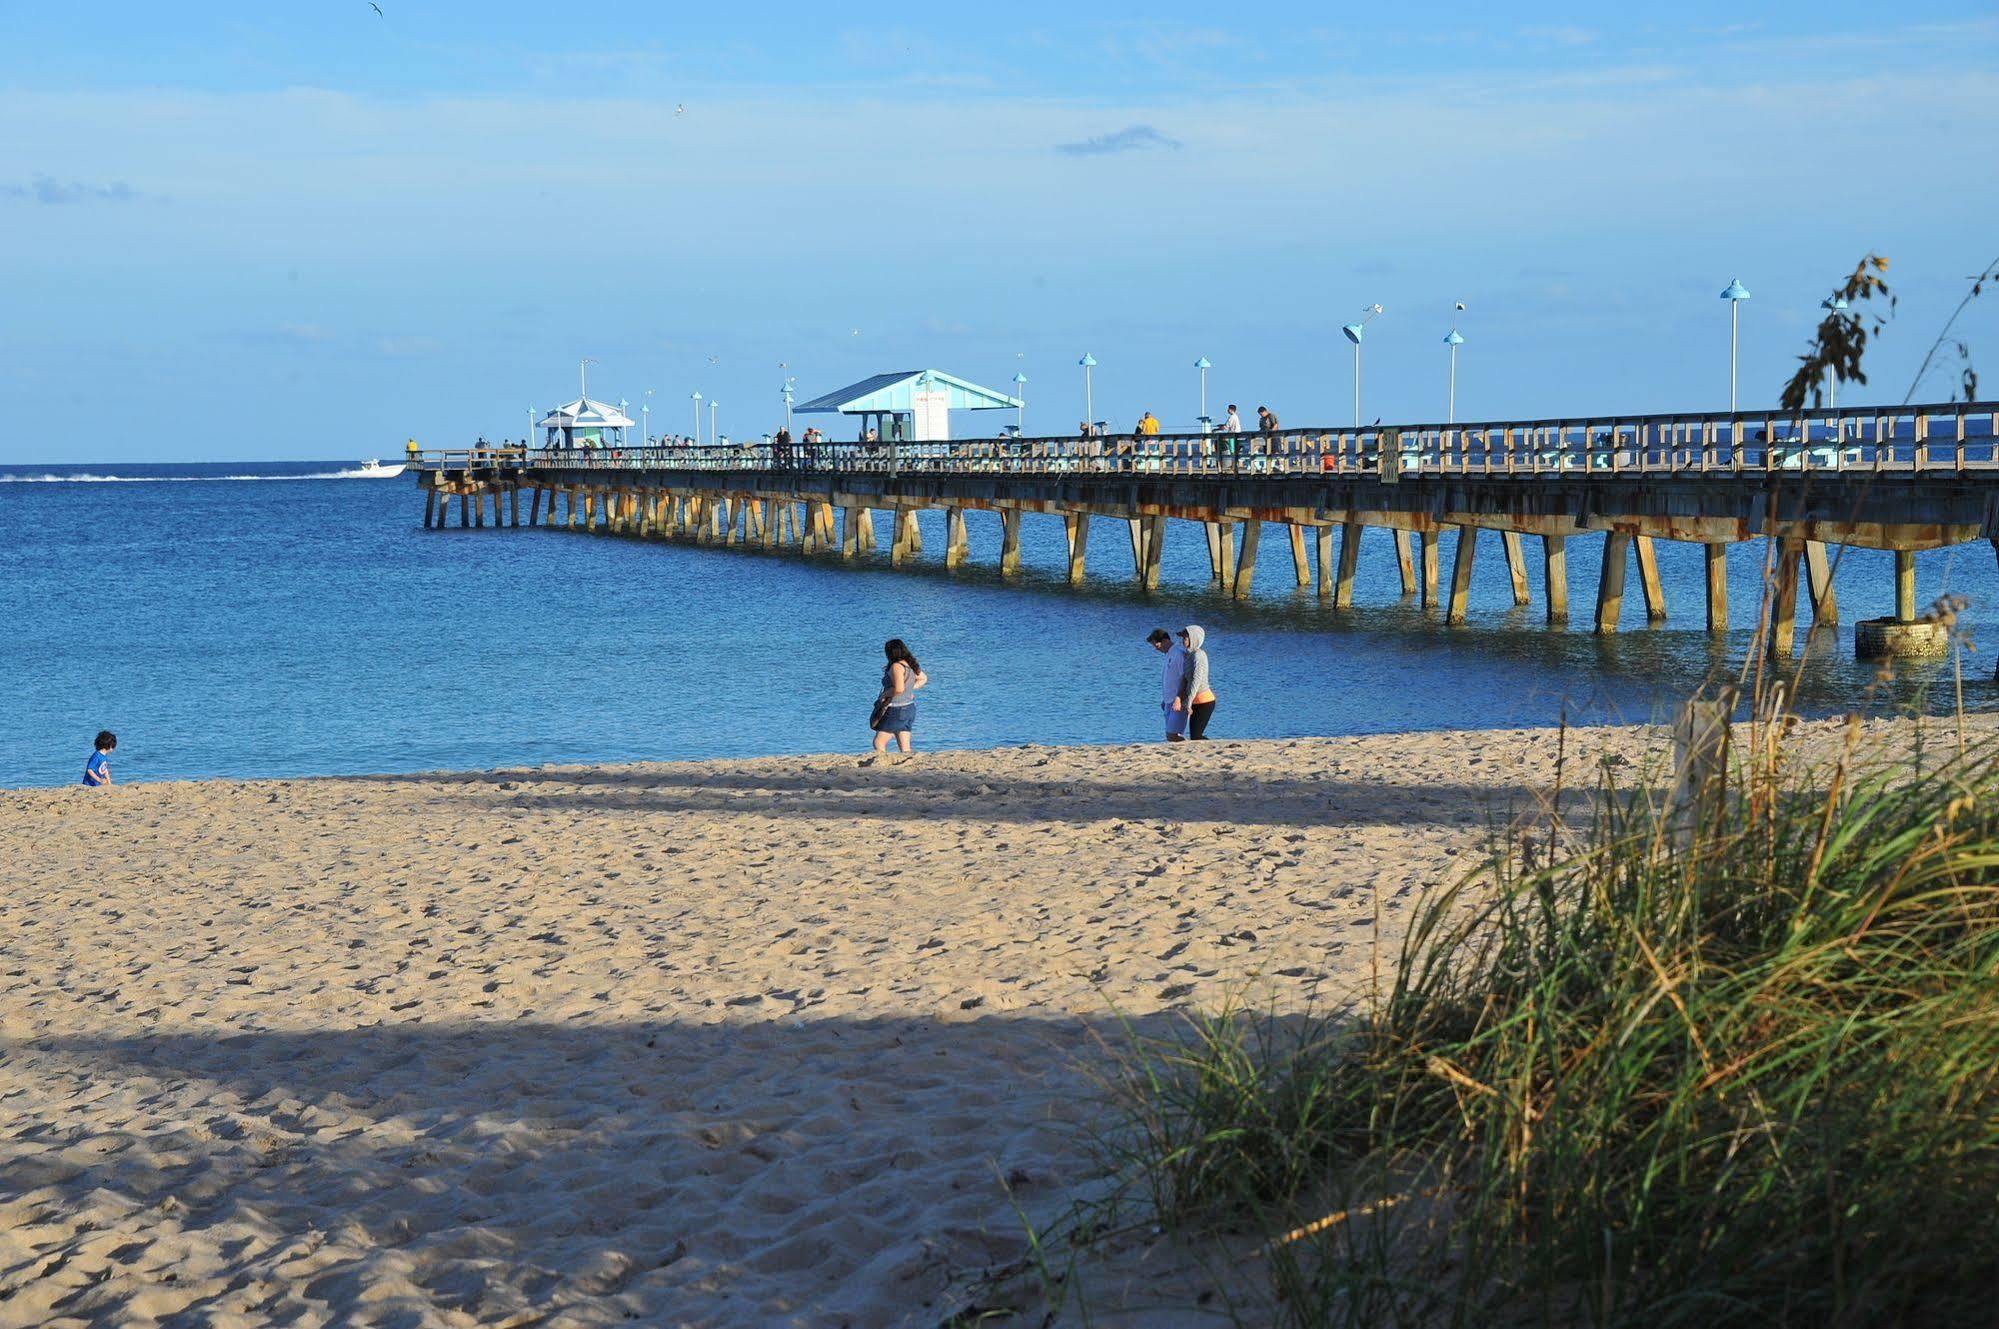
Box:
1217;405;1243;470
1177;627;1216;740
1148;628;1189;741
870;639;928;754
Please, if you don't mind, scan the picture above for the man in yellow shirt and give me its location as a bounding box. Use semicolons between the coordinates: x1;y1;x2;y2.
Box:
1137;410;1161;435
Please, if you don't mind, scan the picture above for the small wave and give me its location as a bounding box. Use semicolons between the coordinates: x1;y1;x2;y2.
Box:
0;468;395;484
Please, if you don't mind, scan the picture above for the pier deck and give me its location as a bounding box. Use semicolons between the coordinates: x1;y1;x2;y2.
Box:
412;400;1999;657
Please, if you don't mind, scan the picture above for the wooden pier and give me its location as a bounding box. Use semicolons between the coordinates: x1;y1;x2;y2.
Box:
412;401;1999;658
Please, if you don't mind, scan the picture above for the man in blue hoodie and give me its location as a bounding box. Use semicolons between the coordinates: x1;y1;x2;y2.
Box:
1147;629;1188;741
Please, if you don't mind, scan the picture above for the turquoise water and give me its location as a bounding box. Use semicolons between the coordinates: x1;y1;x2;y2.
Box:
2;461;1989;788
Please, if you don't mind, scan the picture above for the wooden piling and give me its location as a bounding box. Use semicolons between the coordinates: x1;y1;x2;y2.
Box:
1894;547;1916;620
1502;531;1530;606
892;509;915;566
1419;530;1440;607
510;487;521;527
946;507;969;568
1219;521;1238;587
906;513;923;553
1445;526;1477;625
1543;535;1569;622
1635;536;1667;621
1000;508;1022;576
1804;541;1838;625
842;507;861;558
1204;522;1223;583
459;492;471;529
1232;521;1261;600
527;487;541;526
1394;529;1416;596
1289;524;1311;588
1065;513;1089;583
474;488;486;528
1142;515;1167;590
857;508;877;553
1335;520;1362;609
423;489;437;529
1705;544;1728;632
1771;538;1802;657
1127;518;1147;581
1596;531;1631;634
1315;525;1334;599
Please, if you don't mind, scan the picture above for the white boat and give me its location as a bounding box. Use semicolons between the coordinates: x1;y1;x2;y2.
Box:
355;458;406;478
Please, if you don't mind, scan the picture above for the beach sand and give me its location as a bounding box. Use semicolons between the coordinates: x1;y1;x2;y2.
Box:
0;722;1748;1326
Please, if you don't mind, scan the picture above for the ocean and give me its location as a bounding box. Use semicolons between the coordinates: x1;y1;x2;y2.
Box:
2;460;1988;788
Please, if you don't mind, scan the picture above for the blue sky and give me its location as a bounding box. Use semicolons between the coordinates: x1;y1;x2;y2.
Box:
2;2;1995;461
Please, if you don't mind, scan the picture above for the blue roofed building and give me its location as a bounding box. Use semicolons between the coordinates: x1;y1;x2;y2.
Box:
794;369;1023;443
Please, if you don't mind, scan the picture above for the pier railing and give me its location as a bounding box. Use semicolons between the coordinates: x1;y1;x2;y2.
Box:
420;402;1998;479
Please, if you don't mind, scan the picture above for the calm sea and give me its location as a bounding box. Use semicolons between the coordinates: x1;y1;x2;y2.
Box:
2;460;1989;788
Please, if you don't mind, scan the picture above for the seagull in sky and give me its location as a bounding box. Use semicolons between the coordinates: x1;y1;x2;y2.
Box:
370;2;383;14
676;104;686;116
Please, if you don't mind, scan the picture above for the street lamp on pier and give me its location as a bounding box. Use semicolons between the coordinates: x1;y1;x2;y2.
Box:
1078;354;1097;433
1720;279;1751;411
1194;357;1212;432
1443;330;1464;424
691;391;702;444
1341;304;1382;428
1821;294;1849;408
1012;372;1027;435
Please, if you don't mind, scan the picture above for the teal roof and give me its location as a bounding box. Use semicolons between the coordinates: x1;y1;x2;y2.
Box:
795;369;1023;415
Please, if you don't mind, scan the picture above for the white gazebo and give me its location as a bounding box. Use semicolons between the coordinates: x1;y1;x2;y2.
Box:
537;397;636;449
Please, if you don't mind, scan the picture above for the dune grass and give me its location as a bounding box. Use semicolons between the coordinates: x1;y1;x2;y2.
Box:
1098;702;1999;1327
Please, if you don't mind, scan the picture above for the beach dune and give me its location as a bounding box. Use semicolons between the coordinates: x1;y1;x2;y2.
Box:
0;729;1617;1326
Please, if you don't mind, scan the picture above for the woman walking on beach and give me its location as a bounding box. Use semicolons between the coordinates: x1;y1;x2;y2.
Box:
1177;626;1217;739
870;638;928;753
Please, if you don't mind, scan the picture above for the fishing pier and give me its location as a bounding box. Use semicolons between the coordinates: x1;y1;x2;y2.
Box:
410;399;1999;659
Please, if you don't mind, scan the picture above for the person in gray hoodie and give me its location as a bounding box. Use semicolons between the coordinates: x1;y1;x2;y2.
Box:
1176;625;1216;739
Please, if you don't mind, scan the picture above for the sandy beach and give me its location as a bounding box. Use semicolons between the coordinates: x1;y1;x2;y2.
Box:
0;722;1749;1326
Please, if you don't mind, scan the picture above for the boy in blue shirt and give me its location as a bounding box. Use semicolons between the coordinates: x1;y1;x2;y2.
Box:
83;731;116;786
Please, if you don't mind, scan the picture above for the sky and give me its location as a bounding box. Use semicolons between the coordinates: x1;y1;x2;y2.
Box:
2;1;1995;462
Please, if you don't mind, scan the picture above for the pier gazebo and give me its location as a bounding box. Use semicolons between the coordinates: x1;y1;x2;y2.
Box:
538;397;635;449
795;370;1022;443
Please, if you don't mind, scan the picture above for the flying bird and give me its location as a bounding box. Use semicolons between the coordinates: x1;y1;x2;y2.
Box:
1455;301;1467;311
370;2;382;14
676;104;686;116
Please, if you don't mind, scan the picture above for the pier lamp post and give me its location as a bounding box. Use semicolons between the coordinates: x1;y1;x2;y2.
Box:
619;399;629;449
1012;372;1027;435
782;376;796;432
1720;279;1751;412
527;406;535;448
691;391;702;444
1821;294;1849;408
1078;354;1097;433
1342;304;1383;428
642;389;653;446
1443;330;1464;424
709;400;718;445
1195;357;1212;432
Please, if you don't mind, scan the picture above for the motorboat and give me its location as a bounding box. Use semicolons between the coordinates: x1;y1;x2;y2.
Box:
355;458;406;478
